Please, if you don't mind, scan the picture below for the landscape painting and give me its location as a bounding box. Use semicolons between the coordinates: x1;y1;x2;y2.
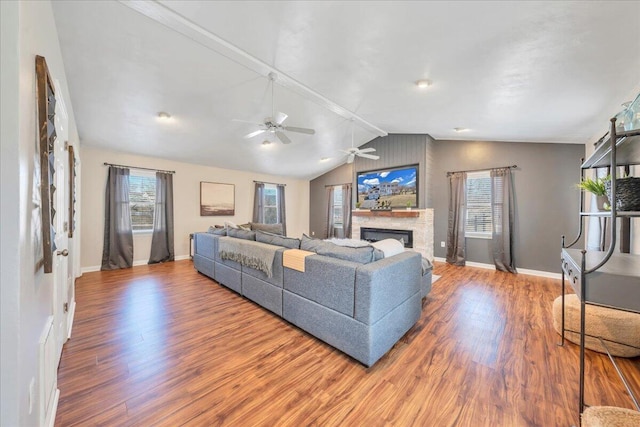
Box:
200;182;235;216
357;165;418;209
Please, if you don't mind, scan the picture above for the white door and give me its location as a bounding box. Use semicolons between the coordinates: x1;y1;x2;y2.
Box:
52;84;69;363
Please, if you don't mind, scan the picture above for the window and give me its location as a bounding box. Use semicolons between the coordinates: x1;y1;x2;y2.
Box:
465;171;492;238
332;185;343;228
263;183;278;224
129;171;156;232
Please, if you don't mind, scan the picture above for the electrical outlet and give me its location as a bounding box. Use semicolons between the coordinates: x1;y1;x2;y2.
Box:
440;241;445;248
29;377;35;414
311;231;315;236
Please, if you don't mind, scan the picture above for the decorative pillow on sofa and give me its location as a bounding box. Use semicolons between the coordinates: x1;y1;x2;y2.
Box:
227;228;256;240
255;231;300;249
250;222;284;235
301;234;375;264
225;221;251;231
324;238;370;248
207;226;227;236
371;238;405;258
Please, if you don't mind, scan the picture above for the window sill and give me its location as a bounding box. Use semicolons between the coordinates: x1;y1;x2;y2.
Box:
466;232;491;240
133;229;153;235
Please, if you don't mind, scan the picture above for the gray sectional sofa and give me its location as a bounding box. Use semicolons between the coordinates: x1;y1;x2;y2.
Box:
193;230;431;367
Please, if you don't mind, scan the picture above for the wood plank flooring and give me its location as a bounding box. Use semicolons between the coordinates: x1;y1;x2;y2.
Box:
55;261;639;426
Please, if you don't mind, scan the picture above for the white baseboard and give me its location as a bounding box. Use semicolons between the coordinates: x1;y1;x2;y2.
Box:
432;257;561;280
66;301;76;340
81;255;191;274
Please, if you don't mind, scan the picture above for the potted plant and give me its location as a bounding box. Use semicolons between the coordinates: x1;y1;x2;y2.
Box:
355;201;361;211
406;201;412;210
577;176;609;211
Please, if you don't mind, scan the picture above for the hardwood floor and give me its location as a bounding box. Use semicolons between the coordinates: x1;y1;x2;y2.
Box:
55;261;639;426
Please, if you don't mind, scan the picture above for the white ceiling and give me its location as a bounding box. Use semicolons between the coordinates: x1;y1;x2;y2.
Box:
52;1;640;179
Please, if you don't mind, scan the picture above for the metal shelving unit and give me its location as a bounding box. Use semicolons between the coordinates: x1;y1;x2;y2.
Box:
560;117;640;424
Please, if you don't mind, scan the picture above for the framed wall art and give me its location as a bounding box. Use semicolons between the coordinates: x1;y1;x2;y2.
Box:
35;55;57;273
200;182;235;216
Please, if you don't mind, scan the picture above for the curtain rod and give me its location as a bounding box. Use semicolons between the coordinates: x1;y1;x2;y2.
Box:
446;165;517;176
103;162;175;174
324;183;351;187
253;180;286;186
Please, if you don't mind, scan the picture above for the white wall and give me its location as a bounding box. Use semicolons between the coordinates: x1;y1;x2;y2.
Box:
80;146;310;270
0;1;80;425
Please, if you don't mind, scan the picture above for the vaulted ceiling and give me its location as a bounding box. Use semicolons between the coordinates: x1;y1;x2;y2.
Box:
52;1;640;179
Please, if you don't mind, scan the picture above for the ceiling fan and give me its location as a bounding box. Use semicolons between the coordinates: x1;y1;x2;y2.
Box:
235;72;315;144
341;119;379;163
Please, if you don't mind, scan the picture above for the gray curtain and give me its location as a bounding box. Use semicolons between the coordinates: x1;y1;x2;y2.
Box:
276;184;286;236
491;168;517;273
326;186;336;238
101;166;133;270
252;182;265;223
341;184;352;238
149;172;174;264
446;172;466;266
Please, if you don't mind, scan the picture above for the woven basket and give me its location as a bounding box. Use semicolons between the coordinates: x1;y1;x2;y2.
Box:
605;177;640;211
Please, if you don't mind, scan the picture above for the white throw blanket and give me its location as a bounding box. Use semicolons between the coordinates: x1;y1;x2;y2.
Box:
218;237;280;278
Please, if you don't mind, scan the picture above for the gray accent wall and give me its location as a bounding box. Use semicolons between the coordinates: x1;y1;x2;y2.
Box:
310;134;434;238
355;134;434;208
432;140;585;272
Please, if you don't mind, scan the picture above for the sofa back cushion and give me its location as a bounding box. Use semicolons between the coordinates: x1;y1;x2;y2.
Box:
255;230;300;249
207;226;227;236
250;222;284;235
301;234;375;264
227;228;256;240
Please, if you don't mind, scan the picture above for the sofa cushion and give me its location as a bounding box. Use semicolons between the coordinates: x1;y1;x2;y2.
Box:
207;226;227;236
301;234;375;264
371;238;405;258
227;228;256;240
255;230;300;249
250;222;284;235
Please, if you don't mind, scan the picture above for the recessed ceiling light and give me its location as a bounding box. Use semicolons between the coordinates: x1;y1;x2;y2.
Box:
415;79;432;89
157;112;172;121
453;127;470;132
320;157;330;162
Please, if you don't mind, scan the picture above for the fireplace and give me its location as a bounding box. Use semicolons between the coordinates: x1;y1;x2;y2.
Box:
360;227;413;248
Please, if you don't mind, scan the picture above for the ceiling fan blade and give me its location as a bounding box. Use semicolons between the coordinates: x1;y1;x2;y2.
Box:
358;147;376;154
244;129;266;139
275;131;292;144
284;126;315;135
274;111;288;125
358;153;380;160
347;154;355;164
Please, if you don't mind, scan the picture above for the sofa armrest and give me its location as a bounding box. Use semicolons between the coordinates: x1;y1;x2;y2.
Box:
194;232;218;260
354;251;422;325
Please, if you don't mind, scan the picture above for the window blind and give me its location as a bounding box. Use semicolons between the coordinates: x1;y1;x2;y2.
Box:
465;171;492;236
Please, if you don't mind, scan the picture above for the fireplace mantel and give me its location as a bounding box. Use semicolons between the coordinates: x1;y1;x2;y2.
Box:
352;210;419;218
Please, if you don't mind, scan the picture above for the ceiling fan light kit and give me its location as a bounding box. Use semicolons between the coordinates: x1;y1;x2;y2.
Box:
415;79;432;89
236;72;315;145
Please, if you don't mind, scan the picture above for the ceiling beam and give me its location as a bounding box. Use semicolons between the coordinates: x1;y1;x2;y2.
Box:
119;0;388;137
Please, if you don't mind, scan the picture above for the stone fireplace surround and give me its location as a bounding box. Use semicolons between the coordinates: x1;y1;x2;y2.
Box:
351;209;434;261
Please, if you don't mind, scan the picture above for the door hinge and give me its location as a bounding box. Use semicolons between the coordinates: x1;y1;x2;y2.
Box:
64;141;69;150
63;302;69;313
63;221;68;232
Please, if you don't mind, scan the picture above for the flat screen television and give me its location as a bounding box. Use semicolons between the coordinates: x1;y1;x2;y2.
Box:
357;165;418;209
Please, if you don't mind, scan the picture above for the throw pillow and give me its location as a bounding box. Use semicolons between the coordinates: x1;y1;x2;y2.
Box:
255;230;300;249
224;220;239;230
250;222;284;236
227;228;256;241
371;238;405;258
